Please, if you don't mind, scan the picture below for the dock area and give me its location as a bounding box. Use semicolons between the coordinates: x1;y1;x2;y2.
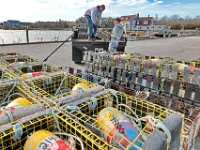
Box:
0;35;200;69
0;35;200;150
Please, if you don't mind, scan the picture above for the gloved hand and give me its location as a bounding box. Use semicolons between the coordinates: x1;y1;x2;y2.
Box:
93;23;101;28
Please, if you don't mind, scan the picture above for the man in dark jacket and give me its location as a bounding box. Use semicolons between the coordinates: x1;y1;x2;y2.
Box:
84;5;105;41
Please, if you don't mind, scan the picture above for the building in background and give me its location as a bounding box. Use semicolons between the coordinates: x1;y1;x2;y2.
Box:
3;20;24;29
120;14;139;30
0;23;3;29
120;14;166;31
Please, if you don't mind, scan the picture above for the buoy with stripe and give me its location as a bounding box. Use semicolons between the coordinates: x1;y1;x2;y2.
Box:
24;130;73;150
21;71;45;79
6;97;32;108
97;107;143;150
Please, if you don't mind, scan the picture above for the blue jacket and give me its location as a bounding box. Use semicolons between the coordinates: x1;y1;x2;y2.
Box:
84;6;102;25
111;23;123;42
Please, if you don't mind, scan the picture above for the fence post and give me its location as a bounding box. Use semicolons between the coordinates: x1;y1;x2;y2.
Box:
26;27;29;43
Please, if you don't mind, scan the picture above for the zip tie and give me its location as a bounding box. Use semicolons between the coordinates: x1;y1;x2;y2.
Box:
13;123;23;141
88;96;97;110
109;89;119;104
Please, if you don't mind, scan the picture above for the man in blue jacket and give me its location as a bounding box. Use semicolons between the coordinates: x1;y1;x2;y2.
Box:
84;5;105;41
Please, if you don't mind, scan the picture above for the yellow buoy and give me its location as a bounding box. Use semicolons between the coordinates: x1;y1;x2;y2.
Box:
24;130;73;150
71;83;89;95
6;97;32;108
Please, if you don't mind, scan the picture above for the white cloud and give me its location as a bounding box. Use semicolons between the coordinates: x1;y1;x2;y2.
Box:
87;0;114;7
116;0;148;5
0;0;199;22
154;0;163;4
0;0;115;21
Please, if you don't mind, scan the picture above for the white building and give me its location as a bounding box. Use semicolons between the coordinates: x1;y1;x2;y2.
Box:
120;14;167;31
120;14;139;30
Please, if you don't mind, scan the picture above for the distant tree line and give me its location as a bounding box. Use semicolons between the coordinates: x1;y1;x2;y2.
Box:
1;15;200;30
156;15;200;30
22;19;75;29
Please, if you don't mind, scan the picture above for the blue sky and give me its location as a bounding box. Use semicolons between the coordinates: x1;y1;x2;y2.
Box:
0;0;200;22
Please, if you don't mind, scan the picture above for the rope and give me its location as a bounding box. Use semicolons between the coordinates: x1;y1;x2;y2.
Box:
109;89;119;104
66;106;80;111
100;78;110;88
8;92;25;102
1;108;14;122
46;109;61;132
45;76;52;85
0;101;10;107
0;68;5;80
88;96;97;110
1;80;18;105
139;116;171;144
54;72;68;96
0;71;12;80
116;104;142;128
13;123;23;141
